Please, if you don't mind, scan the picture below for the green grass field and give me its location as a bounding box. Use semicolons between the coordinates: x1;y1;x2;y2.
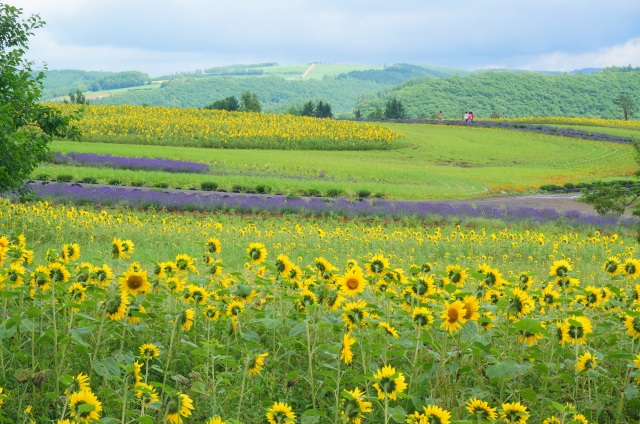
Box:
42;122;637;200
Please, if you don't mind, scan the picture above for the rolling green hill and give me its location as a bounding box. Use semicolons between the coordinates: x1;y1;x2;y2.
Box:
355;68;640;119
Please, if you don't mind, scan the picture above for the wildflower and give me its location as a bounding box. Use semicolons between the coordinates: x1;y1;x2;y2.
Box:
248;352;269;376
341;387;372;424
266;401;296;424
372;364;407;400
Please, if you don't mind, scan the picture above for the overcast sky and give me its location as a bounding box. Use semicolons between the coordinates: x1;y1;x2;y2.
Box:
9;0;640;77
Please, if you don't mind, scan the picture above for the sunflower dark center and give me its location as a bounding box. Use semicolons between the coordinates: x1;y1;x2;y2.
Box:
346;278;359;290
127;275;144;289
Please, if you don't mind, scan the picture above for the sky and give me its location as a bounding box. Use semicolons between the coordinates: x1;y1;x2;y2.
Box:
8;0;640;77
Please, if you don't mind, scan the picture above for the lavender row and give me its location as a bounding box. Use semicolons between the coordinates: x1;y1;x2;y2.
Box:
26;182;636;228
355;118;633;145
51;152;210;174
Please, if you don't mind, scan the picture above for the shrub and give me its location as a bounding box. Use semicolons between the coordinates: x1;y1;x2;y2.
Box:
108;179;122;186
131;181;144;187
374;192;385;199
255;184;272;194
231;184;245;193
56;174;74;182
154;182;169;189
563;182;575;190
35;174;51;181
325;188;342;197
201;181;219;191
305;188;321;197
356;189;371;199
79;177;98;184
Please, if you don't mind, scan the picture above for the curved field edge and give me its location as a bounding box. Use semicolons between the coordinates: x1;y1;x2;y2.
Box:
42;123;638;201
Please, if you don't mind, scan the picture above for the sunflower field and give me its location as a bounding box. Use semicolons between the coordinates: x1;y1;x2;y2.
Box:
51;104;403;150
1;198;640;423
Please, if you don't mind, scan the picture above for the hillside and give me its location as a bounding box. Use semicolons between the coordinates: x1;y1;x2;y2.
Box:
39;64;465;115
355;68;640;119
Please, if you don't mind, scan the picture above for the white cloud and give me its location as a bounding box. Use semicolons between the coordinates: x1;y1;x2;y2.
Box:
521;38;640;71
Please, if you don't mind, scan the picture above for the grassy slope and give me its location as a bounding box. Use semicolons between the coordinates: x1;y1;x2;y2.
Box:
42;123;636;200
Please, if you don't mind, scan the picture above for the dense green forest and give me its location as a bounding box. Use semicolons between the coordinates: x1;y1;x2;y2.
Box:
355;68;640;119
39;64;640;119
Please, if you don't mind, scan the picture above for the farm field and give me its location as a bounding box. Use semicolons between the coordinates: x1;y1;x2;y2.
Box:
3;105;640;423
34;106;638;201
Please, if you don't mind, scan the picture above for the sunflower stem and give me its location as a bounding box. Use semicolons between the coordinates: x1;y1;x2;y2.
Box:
92;308;107;362
121;375;129;424
235;362;249;421
305;306;318;409
163;316;179;387
51;283;60;397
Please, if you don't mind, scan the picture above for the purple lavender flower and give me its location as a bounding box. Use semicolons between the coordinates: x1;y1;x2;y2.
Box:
52;152;210;174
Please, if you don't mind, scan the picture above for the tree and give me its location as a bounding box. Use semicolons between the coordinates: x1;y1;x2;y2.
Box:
384;98;407;119
315;100;333;118
240;91;262;112
204;96;239;111
614;94;637;121
66;89;87;104
300;100;316;117
1;3;80;199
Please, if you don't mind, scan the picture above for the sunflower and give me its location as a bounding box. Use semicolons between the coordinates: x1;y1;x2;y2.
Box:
517;325;545;346
266;401;296;424
506;288;535;319
539;284;560;311
549;259;572;278
341;387;372;424
623;313;640;339
61;243;81;262
439;300;468;334
165;393;194;424
633;353;640;384
575;351;598;373
624;258;640;279
372;364;407;400
132;360;144;385
314;257;336;278
139;343;160;360
64;373;91;394
602;257;622;277
378;321;400;339
342;299;369;330
91;264;113;286
248;352;269;376
466;397;497;420
67;282;87;306
296;289;317;311
477;264;505;289
179;309;195;331
542;417;561;424
338;269;367;297
204;305;220;321
187;284;209;305
275;254;294;278
127;304;146;325
165;276;185;293
226;300;245;317
205;237;222;254
340;332;356;365
408;405;451;424
324;290;345;312
119;269;150;296
205;417;226;424
112;238;131;260
48;262;71;283
445;264;468;286
75;262;94;284
176;253;197;274
483;288;504;304
135;382;159;407
247;242;267;265
104;291;131;321
500;401;529;424
461;295;480;321
5;261;26;287
366;254;389;277
517;272;533;290
412;307;434;327
69;390;103;423
558;316;593;346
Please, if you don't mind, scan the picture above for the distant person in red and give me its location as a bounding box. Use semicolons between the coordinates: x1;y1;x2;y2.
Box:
437;111;443;121
468;111;474;123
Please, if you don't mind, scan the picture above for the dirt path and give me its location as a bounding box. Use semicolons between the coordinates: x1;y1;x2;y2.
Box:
300;63;316;79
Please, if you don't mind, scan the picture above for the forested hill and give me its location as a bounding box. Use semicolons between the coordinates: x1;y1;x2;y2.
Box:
355;68;640;119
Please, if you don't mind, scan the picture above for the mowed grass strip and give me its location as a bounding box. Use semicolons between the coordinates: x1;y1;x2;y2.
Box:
45;123;636;200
